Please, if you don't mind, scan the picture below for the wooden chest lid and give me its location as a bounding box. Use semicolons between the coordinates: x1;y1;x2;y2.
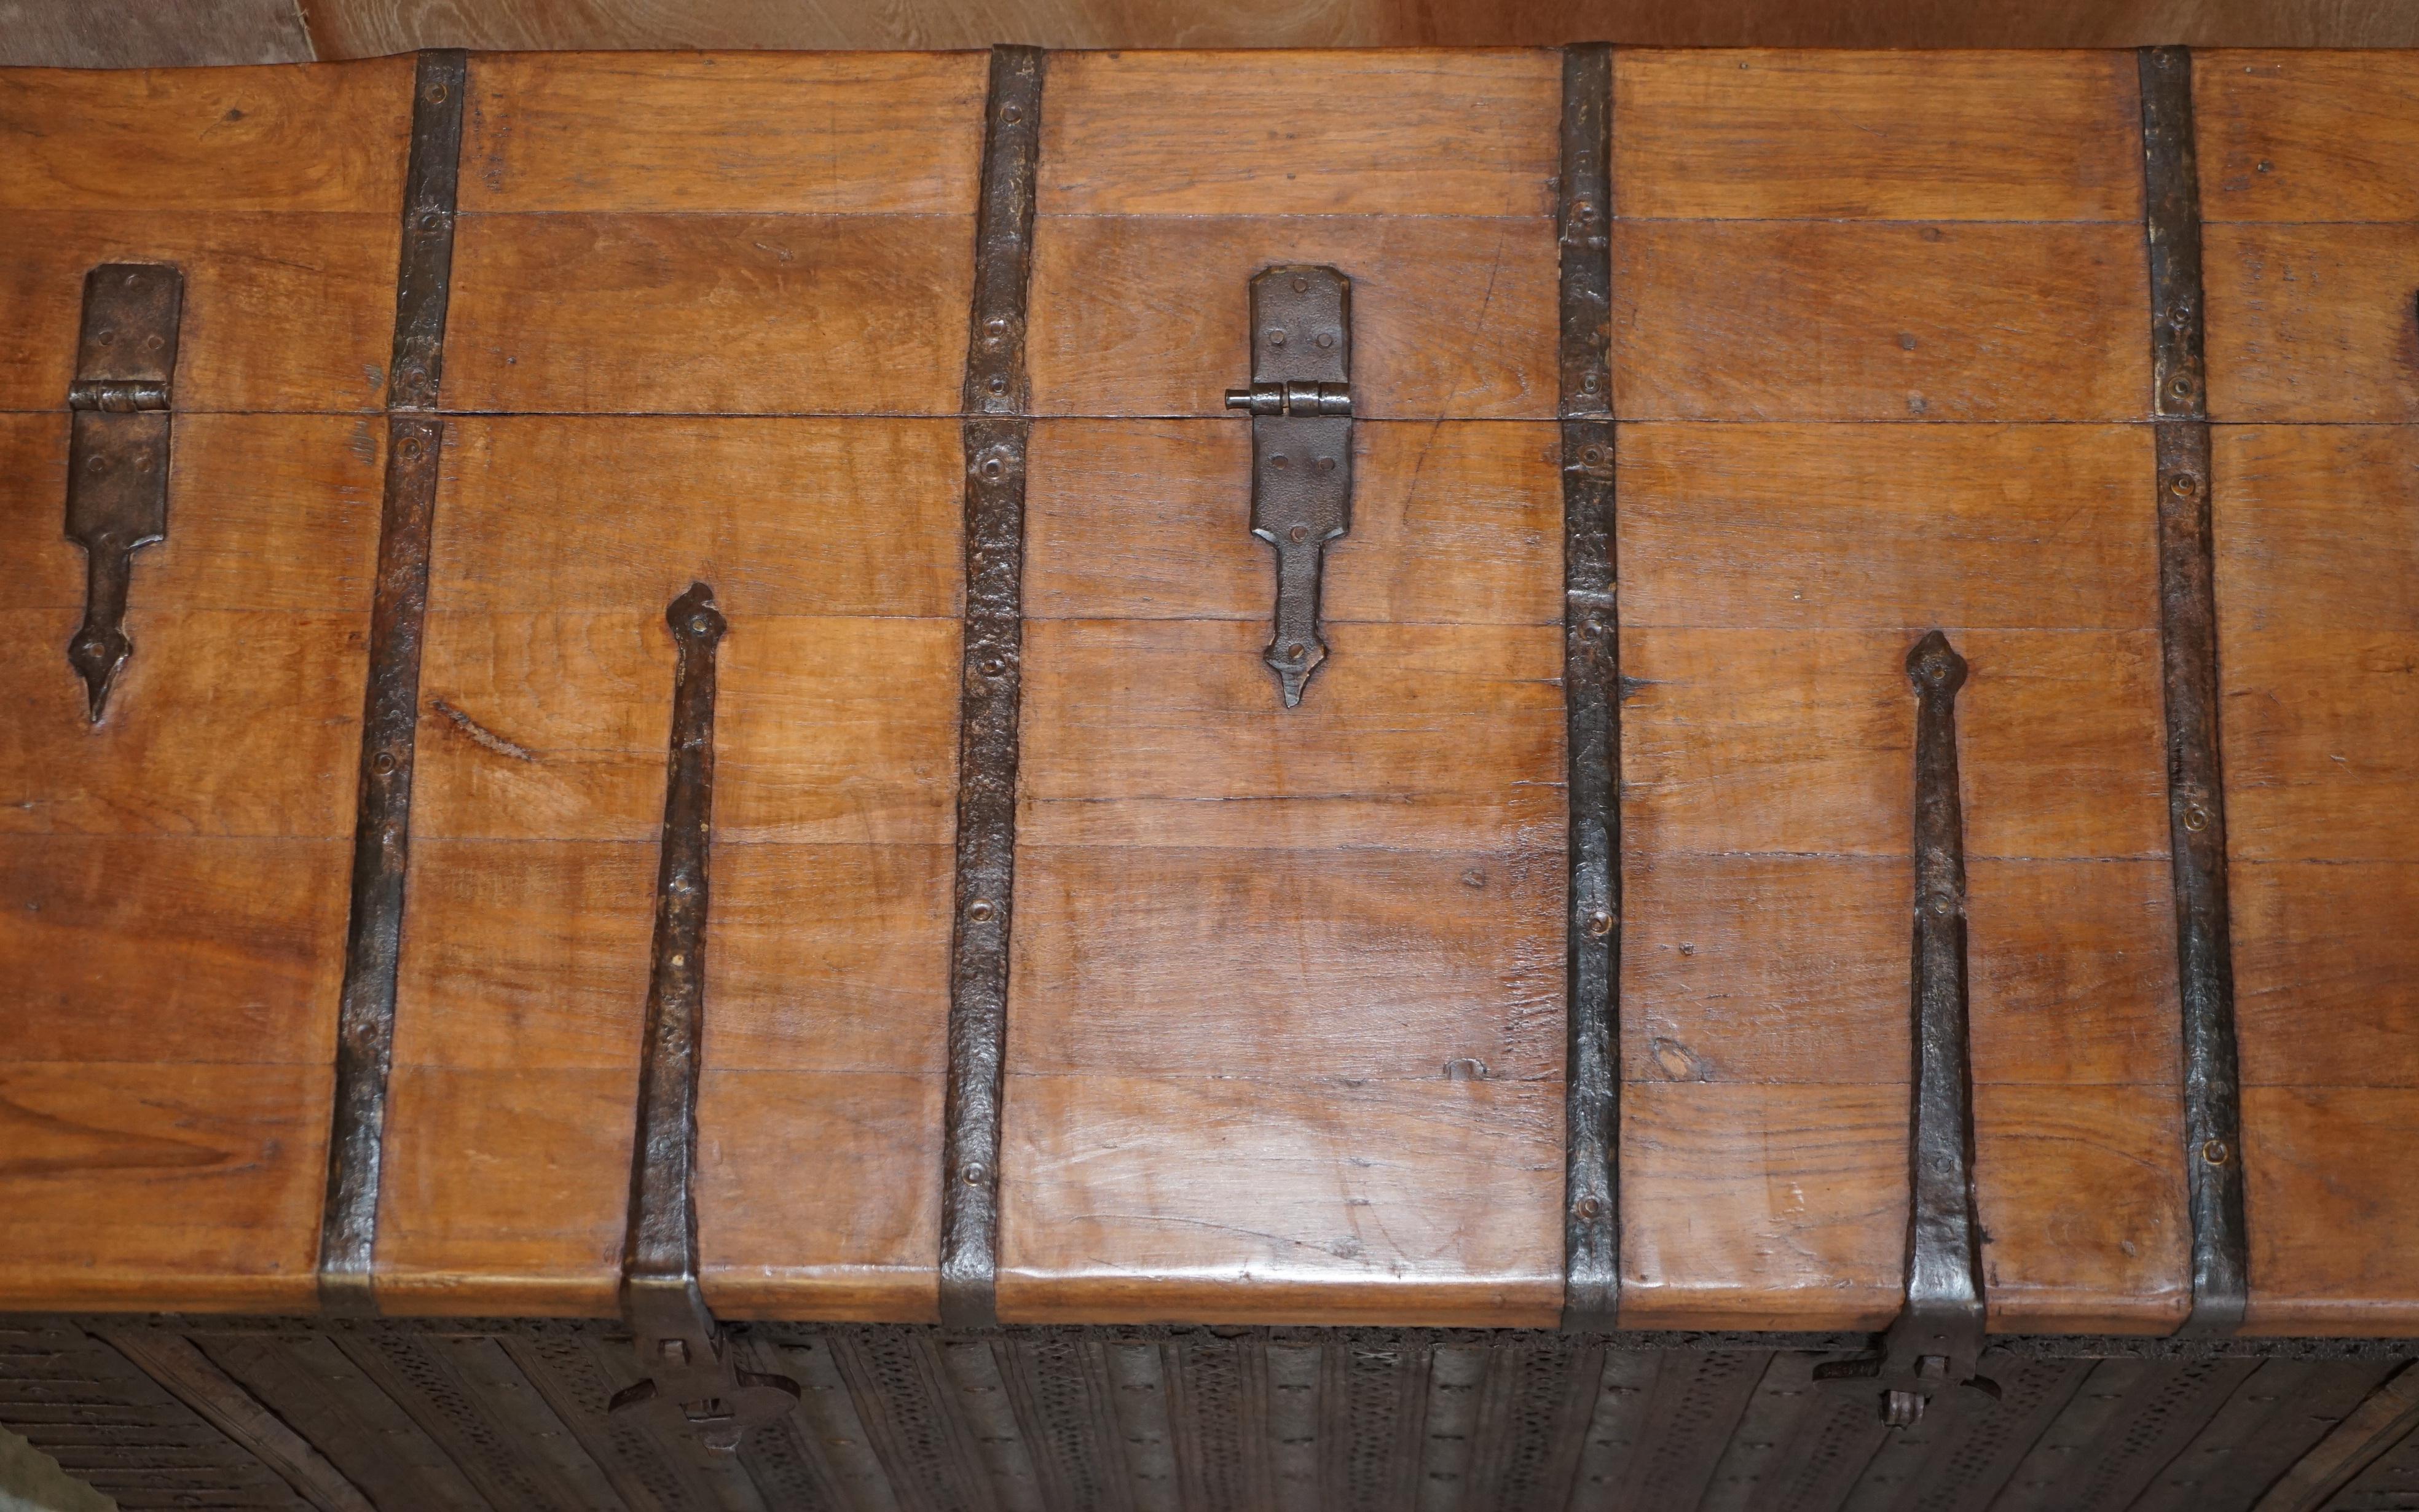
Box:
1;46;2413;1350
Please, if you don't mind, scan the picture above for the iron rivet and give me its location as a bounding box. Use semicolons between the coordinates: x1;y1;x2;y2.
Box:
969;898;995;922
1582;447;1603;465
96;327;116;345
1001;104;1021;122
987;374;1008;394
1315;456;1335;473
426;84;447;103
1270;453;1289;469
143;333;164;351
398;437;423;461
1576;1196;1603;1220
964;1162;988;1185
1587;909;1613;938
1291;276;1308;292
2171;474;2198;496
1315;332;1334;349
1288;524;1308;543
2183;804;2211;832
981;458;1004;479
1286;642;1305;660
1927;894;1955;917
1267;327;1288;347
85;455;106;472
2171;376;2194;397
123;272;141;287
2203;1139;2230;1165
980;657;1005;676
670;953;686;967
690;614;714;636
986;316;1007;338
373;752;397;775
1582;374;1600;393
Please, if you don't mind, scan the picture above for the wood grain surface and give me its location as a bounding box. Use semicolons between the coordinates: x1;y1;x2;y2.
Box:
376;415;961;1317
1615;222;2151;421
2214;418;2419;1333
0;414;375;1311
1039;50;1559;217
1007;198;1565;1318
1613;51;2142;222
2204;224;2419;423
460;52;985;214
2197;52;2419;222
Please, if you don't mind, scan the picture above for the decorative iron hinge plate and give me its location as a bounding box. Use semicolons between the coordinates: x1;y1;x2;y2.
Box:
1815;633;2002;1429
65;263;183;723
1225;264;1354;708
612;585;800;1452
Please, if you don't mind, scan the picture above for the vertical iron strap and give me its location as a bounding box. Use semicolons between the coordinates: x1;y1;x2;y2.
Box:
318;49;467;1316
1900;634;1986;1387
1559;42;1622;1332
2139;43;2250;1336
625;584;726;1331
940;44;1045;1330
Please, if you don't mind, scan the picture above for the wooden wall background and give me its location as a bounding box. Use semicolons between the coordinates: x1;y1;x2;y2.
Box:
1;0;2415;68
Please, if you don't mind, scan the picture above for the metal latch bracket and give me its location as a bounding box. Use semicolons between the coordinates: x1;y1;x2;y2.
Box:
1225;265;1355;708
65;263;183;723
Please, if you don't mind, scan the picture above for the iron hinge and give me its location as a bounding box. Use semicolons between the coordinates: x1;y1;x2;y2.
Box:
65;263;183;723
1224;264;1355;708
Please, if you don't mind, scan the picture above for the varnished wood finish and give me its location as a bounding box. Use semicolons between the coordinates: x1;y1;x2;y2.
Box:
1613;51;2144;222
1010;61;1568;1319
1611;64;2187;1333
0;408;382;1310
0;63;407;419
2214;421;2419;1332
2196;51;2419;222
372;416;960;1317
460;52;986;214
441;51;983;416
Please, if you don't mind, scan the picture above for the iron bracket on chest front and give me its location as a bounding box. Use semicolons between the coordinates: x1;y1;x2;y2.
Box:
1225;265;1355;708
65;263;183;723
610;584;800;1454
1815;633;2004;1430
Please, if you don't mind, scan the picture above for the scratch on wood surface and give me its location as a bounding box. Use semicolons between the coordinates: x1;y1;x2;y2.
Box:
429;697;537;761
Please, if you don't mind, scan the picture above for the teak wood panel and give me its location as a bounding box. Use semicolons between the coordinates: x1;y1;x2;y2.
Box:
1615;417;2185;1331
443;52;985;415
372;417;959;1318
1613;222;2151;421
2195;51;2419;223
0;61;407;416
1611;51;2144;222
458;52;986;214
0;412;381;1311
2216;423;2419;1331
1005;403;1563;1323
1036;50;1560;218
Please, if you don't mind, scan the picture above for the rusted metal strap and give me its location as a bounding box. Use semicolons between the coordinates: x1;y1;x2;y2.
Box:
318;49;466;1316
940;44;1045;1331
1559;42;1622;1333
64;263;183;723
610;585;800;1454
1225;265;1356;707
2140;42;2251;1337
1817;634;2001;1427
